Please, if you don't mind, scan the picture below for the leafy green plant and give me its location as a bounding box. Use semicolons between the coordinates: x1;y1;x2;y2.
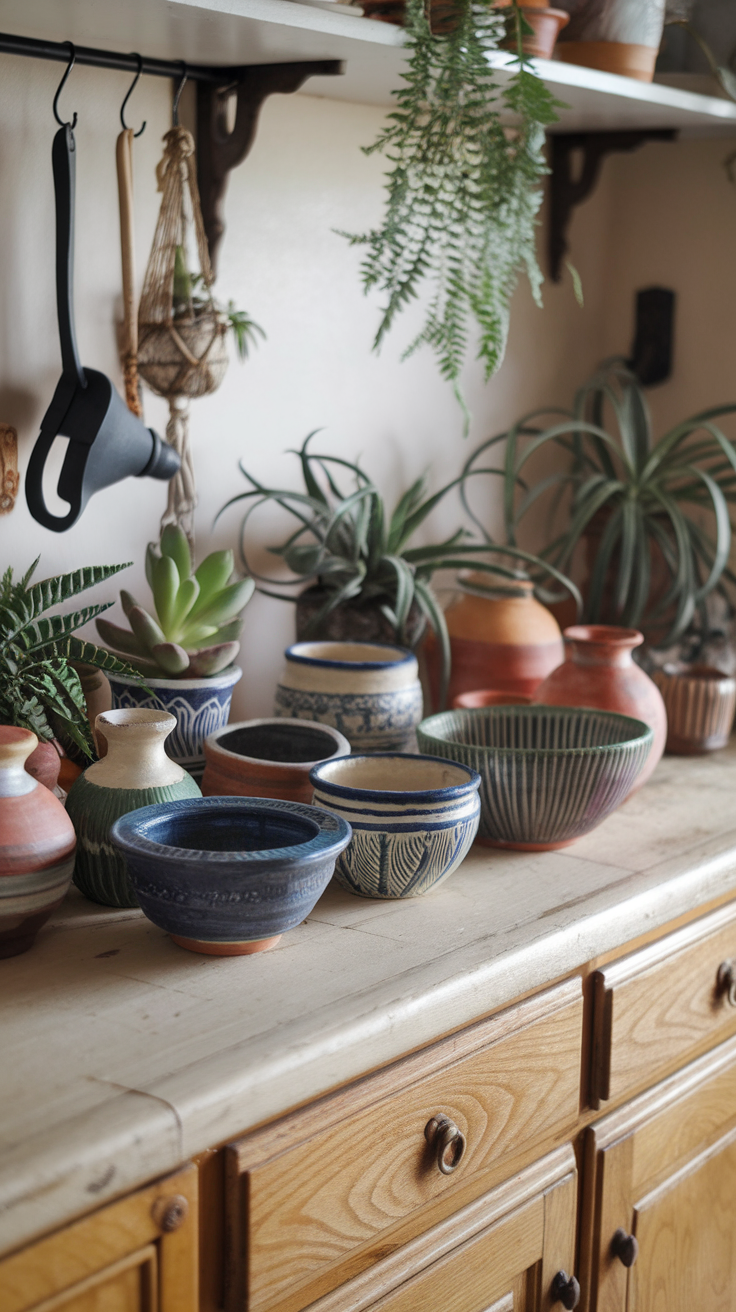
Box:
97;525;254;677
217;432;579;705
0;560;140;757
342;0;561;423
463;357;736;643
173;249;265;362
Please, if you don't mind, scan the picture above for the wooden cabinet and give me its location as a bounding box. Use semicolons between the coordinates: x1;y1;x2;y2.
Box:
579;1033;736;1311
0;1165;198;1312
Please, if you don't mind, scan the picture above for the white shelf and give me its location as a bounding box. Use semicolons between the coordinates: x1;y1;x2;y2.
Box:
5;0;736;132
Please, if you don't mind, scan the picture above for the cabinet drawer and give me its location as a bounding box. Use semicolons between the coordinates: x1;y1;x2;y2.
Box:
226;979;582;1312
591;900;736;1107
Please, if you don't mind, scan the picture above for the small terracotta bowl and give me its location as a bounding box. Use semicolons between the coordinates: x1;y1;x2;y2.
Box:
202;718;350;804
652;665;736;756
451;690;534;711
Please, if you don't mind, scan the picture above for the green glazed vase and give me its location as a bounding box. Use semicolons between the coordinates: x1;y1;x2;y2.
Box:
66;708;201;907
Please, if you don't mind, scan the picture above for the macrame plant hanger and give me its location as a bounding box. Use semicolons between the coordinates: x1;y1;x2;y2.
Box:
137;71;229;544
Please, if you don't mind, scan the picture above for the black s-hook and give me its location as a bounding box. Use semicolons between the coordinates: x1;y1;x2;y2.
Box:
53;42;78;129
120;54;146;137
172;61;188;126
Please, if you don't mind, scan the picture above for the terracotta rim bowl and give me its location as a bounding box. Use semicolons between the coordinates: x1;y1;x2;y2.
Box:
202;718;350;803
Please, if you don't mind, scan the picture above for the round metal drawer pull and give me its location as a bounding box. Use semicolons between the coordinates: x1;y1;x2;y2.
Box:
611;1228;639;1268
551;1270;581;1309
424;1114;466;1175
717;960;736;1007
151;1194;189;1233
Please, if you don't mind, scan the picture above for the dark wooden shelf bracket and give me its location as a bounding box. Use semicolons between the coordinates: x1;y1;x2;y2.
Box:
197;61;343;273
548;129;677;283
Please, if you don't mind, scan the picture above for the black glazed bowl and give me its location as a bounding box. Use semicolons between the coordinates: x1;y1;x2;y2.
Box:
110;796;351;955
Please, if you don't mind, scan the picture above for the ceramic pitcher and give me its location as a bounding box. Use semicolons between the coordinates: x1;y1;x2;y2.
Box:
66;708;201;907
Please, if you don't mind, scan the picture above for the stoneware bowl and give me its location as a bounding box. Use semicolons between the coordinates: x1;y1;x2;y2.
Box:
451;690;534;710
652;665;736;755
110;796;352;955
274;641;423;753
202;718;350;804
310;754;481;898
108;665;242;782
417;705;653;851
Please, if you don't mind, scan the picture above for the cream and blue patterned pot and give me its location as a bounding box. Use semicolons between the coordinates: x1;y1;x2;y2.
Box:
417;705;653;851
108;665;242;782
310;753;480;898
275;642;423;753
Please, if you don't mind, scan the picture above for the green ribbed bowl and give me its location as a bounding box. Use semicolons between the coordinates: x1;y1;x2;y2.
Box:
417;705;653;850
66;773;201;907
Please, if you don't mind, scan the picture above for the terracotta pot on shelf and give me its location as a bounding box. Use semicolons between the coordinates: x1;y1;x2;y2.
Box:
535;624;667;788
651;665;736;756
361;0;568;55
499;5;570;59
555;0;666;83
425;574;564;711
0;726;76;958
202;718;351;804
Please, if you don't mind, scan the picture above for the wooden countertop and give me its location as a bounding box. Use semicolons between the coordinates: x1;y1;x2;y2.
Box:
3;744;736;1255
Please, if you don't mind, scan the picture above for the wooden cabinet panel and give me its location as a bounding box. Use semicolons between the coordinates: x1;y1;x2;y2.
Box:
0;1166;197;1312
579;1033;736;1312
590;902;736;1107
227;980;582;1312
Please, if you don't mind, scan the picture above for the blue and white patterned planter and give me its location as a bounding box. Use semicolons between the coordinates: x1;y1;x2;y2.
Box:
310;753;480;899
108;666;242;782
275;642;423;754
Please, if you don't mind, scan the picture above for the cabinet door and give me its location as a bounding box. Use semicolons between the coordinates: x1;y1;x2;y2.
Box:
580;1033;736;1312
0;1165;198;1312
301;1146;579;1312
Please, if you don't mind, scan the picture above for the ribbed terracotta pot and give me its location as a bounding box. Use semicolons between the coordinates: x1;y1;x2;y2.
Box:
202;719;351;804
426;575;564;710
0;726;76;957
66;708;201;907
535;624;667;788
652;665;736;756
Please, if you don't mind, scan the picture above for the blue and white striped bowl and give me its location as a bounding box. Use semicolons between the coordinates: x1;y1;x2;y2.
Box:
309;754;480;899
417;705;653;851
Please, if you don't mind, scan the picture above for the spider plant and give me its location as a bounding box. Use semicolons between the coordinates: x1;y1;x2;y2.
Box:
217;432;579;706
462;358;736;644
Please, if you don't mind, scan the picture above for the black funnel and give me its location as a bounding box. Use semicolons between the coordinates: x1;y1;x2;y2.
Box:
26;125;180;533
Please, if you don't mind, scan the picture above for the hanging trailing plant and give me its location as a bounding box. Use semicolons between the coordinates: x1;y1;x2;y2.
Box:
343;0;561;422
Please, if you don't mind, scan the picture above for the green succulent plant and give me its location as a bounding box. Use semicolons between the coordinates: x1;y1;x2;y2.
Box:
218;432;579;706
0;560;139;757
97;526;254;678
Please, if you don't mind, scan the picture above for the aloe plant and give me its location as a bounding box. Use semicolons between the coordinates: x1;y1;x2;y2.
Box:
218;432;579;705
464;357;736;644
97;525;254;677
0;560;139;757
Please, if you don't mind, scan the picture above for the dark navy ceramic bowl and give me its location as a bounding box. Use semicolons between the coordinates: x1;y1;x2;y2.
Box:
110;796;351;955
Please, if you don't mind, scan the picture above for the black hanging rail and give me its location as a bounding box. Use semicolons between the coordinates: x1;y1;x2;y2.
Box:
0;30;275;83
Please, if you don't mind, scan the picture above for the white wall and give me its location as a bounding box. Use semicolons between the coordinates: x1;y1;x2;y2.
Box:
5;52;731;721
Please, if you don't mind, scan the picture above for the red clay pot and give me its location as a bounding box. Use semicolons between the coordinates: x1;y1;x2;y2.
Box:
535;624;667;789
452;689;534;710
24;738;63;792
202;719;351;805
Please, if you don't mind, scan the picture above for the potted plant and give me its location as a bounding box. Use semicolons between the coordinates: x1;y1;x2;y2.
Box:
96;525;254;778
0;560;139;789
470;357;736;646
342;0;561;425
217;432;578;707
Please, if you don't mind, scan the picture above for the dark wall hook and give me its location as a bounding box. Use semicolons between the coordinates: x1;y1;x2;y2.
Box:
172;62;188;126
120;53;146;136
53;42;78;129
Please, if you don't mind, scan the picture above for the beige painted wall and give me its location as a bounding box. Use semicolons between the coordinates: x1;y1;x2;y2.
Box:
2;52;732;718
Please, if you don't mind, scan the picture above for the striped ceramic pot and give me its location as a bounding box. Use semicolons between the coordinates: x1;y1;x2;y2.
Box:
0;727;76;957
66;709;201;907
274;642;423;753
202;718;350;804
652;665;736;755
310;753;480;898
107;665;242;782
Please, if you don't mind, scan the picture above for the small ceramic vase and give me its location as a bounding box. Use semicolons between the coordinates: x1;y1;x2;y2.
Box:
652;665;736;756
107;665;242;782
202;718;350;804
274;642;423;753
66;708;201;907
535;624;667;788
426;574;564;709
0;726;76;957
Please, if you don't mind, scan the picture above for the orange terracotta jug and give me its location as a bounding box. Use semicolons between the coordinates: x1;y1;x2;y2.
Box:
535;625;667;789
427;575;564;710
